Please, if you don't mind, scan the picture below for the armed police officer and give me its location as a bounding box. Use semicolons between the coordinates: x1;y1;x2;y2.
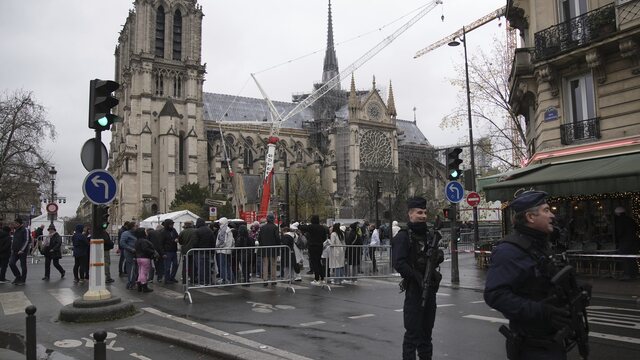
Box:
484;190;585;360
392;196;443;360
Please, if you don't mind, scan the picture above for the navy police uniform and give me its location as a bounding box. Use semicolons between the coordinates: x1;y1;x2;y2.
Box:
392;197;441;360
484;191;569;360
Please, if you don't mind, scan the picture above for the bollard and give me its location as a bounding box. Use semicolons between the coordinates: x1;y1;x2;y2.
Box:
93;330;107;360
25;305;37;360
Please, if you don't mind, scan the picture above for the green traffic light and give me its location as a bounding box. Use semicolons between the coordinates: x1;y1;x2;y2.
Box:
97;116;109;127
101;222;109;230
450;170;459;178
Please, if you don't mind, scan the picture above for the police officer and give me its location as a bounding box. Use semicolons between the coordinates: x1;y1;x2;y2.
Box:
484;190;574;360
392;196;441;360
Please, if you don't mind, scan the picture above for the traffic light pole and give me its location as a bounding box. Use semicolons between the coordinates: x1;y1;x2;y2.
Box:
449;202;459;284
84;128;110;301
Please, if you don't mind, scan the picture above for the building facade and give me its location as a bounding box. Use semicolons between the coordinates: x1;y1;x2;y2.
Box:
107;0;444;224
485;0;640;251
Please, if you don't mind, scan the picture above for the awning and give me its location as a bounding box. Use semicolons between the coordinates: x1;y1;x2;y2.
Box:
483;152;640;201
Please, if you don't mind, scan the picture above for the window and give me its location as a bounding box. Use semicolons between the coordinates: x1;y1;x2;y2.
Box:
564;73;595;124
179;131;185;173
173;10;182;60
559;0;588;22
173;75;181;98
155;73;164;96
155;6;165;58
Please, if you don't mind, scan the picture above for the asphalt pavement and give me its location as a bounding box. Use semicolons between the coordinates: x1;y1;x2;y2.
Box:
0;253;638;359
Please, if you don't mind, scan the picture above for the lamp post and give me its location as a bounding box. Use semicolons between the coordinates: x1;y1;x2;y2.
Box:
448;26;480;246
49;166;57;227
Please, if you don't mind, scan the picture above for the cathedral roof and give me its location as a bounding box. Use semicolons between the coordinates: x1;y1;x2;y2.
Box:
396;119;431;147
202;92;313;129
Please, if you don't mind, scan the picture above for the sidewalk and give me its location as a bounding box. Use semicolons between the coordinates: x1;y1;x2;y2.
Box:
438;253;640;306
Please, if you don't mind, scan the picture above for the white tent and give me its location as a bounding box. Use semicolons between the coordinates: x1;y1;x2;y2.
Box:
30;213;65;235
140;210;200;233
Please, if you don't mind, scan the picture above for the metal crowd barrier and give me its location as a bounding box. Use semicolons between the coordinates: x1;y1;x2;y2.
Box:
183;245;295;304
323;244;396;290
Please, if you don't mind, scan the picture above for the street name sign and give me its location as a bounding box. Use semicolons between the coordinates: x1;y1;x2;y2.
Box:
445;181;464;203
83;169;117;205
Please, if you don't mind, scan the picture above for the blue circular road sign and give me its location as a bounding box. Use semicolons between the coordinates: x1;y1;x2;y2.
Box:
83;169;117;205
445;181;465;203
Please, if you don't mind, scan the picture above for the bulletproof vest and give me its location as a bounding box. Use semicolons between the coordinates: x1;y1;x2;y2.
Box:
501;232;558;302
408;229;430;273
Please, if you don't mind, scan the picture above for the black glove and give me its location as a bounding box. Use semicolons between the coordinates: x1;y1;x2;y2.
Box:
543;304;572;330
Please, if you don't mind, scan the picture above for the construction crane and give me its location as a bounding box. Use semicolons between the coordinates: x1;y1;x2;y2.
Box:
413;6;506;59
253;0;443;220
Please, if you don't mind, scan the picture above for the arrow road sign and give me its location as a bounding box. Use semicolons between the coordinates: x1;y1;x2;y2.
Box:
445;181;465;203
83;169;117;205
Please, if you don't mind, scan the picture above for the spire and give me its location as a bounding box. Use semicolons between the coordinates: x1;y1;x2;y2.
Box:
349;74;358;110
387;80;397;117
322;0;340;89
372;75;376;90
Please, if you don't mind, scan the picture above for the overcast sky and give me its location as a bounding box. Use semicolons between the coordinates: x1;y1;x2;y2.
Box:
0;0;506;217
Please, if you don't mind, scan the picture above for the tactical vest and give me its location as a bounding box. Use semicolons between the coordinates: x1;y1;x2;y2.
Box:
407;229;431;274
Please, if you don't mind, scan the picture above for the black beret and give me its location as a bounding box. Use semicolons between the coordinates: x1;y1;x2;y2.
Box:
407;196;427;210
509;190;548;213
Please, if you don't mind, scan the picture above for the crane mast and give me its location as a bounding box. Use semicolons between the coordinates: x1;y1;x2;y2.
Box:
254;0;443;220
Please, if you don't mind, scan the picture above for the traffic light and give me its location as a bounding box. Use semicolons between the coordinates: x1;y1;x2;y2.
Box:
88;79;120;131
98;205;110;230
376;180;382;198
443;208;449;219
447;147;463;180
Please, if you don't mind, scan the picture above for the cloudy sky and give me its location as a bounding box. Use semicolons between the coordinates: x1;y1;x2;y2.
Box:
0;0;506;217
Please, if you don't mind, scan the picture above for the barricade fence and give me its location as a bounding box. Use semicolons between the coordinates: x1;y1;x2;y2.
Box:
323;244;396;289
183;245;295;303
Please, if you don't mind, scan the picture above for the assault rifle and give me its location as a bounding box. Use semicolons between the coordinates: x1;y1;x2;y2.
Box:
421;231;443;308
550;264;590;359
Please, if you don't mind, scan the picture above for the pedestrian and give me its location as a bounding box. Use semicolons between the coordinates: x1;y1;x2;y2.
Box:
147;225;164;283
392;220;401;238
392;196;442;360
249;221;261;278
0;225;13;283
289;222;304;281
117;221;130;277
71;224;89;284
42;225;65;280
614;206;639;280
178;220;197;284
235;224;253;285
161;219;179;284
368;223;380;273
83;225;92;278
484;190;576;360
328;223;346;284
32;224;45;261
216;217;235;284
134;227;157;293
119;222;138;289
97;229;115;283
257;214;280;286
299;215;329;286
194;217;216;285
345;222;362;283
8;217;30;286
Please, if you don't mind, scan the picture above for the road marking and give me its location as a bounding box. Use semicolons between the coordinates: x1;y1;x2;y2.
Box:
152;286;183;299
237;329;266;335
348;314;375;319
590;331;640;345
470;300;485;304
241;286;272;293
300;321;326;327
588;310;640;322
463;314;508;324
436;293;450;297
130;353;152;360
394;309;403;312
143;307;312;360
49;288;77;306
0;291;32;315
437;304;455;307
589;305;640;313
589;319;639;330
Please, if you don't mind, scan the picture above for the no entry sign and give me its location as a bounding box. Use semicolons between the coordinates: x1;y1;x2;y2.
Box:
466;192;481;207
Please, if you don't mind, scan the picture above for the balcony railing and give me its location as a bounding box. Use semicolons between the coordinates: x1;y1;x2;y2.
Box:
560;117;601;145
534;4;616;61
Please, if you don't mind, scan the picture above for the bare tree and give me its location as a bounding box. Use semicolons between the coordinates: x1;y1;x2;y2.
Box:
276;167;331;221
0;90;56;209
442;34;528;170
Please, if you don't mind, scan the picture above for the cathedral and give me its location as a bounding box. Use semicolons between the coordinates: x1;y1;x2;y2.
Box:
107;0;446;224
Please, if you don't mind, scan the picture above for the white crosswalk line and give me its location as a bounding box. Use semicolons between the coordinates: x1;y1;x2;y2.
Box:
590;331;640;345
470;300;485;304
0;291;33;315
588;310;640;322
300;321;326;327
48;288;78;306
152;286;183;299
237;329;266;335
589;319;639;330
589;305;640;313
437;304;455;307
463;314;508;324
348;314;375;319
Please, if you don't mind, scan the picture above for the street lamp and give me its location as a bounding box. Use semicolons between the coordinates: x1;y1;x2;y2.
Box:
48;166;57;227
448;26;480;245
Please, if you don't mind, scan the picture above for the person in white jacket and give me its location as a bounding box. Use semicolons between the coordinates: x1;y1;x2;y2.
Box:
392;221;401;239
216;217;235;284
369;223;380;273
328;223;346;283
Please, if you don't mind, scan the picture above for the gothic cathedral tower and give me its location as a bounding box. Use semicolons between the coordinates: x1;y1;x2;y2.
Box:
109;0;207;223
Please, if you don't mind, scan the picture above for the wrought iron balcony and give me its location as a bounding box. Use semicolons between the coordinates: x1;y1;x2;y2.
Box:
534;4;616;61
560;117;601;145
